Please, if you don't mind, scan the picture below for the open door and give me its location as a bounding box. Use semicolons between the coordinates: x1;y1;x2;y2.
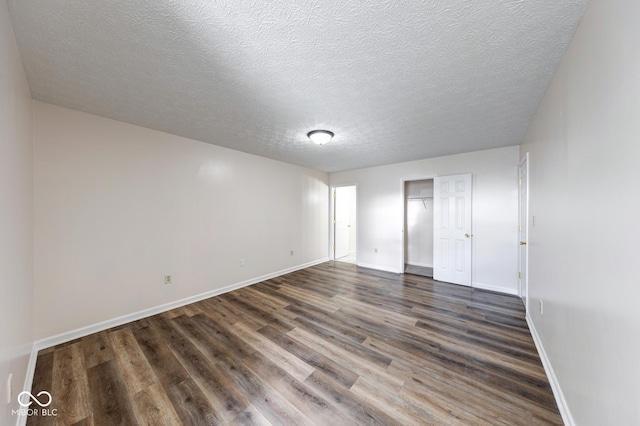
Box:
433;174;472;286
518;155;529;308
333;186;356;261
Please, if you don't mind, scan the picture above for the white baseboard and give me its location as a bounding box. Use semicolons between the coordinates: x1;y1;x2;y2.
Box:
21;257;329;414
35;257;328;350
356;262;402;274
472;281;519;296
526;314;574;426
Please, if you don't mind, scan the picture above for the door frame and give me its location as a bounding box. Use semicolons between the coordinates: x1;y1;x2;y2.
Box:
329;184;358;261
400;176;436;272
518;153;530;311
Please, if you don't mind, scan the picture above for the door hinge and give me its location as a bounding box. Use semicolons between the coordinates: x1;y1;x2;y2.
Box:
519;226;522;232
518;272;522;279
519;178;522;186
333;220;336;224
333;245;336;251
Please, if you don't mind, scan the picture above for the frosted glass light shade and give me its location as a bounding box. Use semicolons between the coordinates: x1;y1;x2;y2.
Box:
307;130;334;145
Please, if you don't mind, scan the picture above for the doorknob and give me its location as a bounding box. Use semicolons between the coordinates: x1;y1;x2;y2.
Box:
520;241;527;245
465;233;471;238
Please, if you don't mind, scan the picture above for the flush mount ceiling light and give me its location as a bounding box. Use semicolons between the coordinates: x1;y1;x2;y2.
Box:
307;130;334;145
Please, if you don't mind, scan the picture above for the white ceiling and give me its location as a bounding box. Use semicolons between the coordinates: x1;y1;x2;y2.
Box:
8;0;588;173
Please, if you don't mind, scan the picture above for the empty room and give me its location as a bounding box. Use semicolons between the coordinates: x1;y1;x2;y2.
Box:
1;0;638;425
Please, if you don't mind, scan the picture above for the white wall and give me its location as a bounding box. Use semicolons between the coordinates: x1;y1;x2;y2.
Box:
405;180;433;268
0;1;33;423
520;0;640;423
330;146;519;294
33;102;329;340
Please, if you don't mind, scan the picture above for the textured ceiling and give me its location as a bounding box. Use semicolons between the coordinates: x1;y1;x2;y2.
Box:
8;0;588;172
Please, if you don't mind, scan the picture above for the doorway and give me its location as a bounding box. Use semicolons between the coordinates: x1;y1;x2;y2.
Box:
404;179;434;277
518;154;529;310
332;185;357;264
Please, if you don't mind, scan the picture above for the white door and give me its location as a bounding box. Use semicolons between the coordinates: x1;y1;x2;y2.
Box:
433;174;472;286
518;155;529;308
334;188;351;259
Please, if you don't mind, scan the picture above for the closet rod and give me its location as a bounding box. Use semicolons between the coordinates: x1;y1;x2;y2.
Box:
406;196;432;209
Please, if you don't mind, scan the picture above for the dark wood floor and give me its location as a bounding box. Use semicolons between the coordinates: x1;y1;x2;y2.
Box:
28;262;562;425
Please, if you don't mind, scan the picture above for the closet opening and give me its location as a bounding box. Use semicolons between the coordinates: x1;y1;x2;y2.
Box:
404;179;434;277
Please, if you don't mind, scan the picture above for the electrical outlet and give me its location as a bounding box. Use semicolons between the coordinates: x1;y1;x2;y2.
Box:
7;373;12;404
164;275;172;285
532;215;536;227
290;250;294;256
539;299;544;315
240;258;246;267
374;248;378;253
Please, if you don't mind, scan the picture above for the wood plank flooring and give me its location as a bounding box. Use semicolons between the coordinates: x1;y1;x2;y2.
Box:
28;262;562;425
